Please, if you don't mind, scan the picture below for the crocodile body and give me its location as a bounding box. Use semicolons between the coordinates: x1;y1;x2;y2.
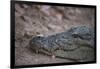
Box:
30;26;95;62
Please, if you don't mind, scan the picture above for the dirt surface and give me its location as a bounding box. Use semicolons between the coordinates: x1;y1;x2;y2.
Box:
15;47;74;65
14;2;95;65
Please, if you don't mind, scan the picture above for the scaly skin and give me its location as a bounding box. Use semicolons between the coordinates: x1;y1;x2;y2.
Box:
30;26;95;62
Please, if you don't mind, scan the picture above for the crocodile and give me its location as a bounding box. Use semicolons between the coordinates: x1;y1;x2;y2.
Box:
29;26;95;62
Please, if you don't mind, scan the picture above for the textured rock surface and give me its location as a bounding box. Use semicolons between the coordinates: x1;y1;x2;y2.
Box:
15;3;95;65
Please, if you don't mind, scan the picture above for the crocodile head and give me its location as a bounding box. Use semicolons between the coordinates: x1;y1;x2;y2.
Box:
30;26;94;54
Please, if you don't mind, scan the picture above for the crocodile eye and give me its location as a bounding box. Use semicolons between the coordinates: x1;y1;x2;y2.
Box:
72;34;79;38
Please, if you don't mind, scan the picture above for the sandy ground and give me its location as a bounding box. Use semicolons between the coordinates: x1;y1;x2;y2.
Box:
14;3;95;65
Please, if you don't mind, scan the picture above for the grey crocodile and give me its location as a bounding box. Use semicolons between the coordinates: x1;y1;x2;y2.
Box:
29;26;95;62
